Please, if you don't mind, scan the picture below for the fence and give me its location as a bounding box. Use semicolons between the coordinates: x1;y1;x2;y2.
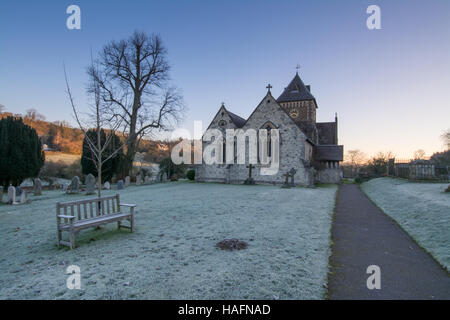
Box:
392;158;449;182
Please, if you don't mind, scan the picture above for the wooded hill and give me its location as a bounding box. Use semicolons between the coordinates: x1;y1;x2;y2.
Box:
0;110;172;162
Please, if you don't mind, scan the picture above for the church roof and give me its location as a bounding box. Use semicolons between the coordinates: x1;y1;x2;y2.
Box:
314;145;343;161
276;72;315;103
316;122;337;145
227;110;246;128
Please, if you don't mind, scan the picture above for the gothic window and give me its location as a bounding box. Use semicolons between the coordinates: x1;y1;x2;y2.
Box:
259;121;277;159
223;139;226;163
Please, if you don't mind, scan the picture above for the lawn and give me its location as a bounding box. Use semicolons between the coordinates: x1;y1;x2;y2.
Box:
362;178;450;270
0;181;337;299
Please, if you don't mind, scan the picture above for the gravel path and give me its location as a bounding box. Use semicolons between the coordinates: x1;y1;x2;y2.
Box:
328;184;450;300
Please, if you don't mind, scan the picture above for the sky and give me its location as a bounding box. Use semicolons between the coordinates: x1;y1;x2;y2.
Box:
0;0;449;159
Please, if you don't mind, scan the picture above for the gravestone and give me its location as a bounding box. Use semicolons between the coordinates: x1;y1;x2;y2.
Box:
20;190;27;204
144;175;150;184
281;172;291;189
67;176;80;194
161;172;168;182
104;181;111;190
33;178;42;196
117;180;124;190
7;185;16;204
125;176;130;187
289;168;297;188
136;174;142;186
85;174;96;195
244;164;255;185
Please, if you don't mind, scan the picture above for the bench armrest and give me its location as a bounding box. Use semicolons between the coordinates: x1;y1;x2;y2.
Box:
58;215;75;219
120;203;137;208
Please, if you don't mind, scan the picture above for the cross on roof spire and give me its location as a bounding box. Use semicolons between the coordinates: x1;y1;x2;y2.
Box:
266;84;272;92
296;64;301;73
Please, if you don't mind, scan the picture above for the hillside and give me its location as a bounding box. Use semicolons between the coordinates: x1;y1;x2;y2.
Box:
0;109;173;162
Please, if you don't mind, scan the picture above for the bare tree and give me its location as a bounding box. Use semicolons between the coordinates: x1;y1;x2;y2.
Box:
413;149;426;160
442;129;450;150
64;61;125;197
25;108;46;121
345;149;367;176
89;31;186;175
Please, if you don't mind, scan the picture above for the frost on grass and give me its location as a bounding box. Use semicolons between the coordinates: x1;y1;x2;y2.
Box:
0;182;337;299
362;178;450;270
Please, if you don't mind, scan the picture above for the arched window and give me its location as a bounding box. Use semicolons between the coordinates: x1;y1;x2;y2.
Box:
223;138;226;164
259;121;277;160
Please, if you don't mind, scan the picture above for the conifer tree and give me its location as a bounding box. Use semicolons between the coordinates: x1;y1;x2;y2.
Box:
0;116;45;189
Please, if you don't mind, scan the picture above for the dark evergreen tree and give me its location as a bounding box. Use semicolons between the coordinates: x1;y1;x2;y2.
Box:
81;129;123;182
0;117;45;188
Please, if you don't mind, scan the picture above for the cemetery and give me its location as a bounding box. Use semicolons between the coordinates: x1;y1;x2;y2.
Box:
0;180;337;299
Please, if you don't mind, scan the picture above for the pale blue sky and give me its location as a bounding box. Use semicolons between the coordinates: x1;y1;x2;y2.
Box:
0;0;449;158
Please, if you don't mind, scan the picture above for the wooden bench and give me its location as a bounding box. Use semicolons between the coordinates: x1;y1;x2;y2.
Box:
56;194;136;249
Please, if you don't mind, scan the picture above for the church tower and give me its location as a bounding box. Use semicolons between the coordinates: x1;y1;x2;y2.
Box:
277;72;317;123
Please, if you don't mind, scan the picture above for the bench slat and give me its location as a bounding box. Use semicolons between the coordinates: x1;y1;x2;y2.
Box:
89;202;93;218
59;213;131;230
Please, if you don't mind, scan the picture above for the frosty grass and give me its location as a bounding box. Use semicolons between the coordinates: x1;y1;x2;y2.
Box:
0;181;337;299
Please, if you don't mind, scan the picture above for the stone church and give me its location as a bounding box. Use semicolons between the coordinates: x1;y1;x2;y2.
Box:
195;72;343;186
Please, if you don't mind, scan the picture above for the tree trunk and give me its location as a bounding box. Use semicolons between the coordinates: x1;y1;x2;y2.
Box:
97;127;102;198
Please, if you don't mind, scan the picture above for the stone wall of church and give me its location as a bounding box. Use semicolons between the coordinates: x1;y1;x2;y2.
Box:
196;93;313;186
315;168;342;184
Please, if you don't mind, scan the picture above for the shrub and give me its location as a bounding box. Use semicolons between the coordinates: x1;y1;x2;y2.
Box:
158;157;186;179
186;169;195;180
39;160;67;181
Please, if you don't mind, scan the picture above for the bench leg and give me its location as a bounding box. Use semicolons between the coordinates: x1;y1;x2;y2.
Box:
130;215;134;233
69;230;75;249
57;229;62;247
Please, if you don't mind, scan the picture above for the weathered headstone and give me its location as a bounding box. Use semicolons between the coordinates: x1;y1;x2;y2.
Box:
161;172;168;182
20;190;27;204
281;172;291;189
67;176;80;194
117;180;124;190
289;168;297;188
104;181;111;190
136;174;142;186
144;175;150;184
244;164;255;185
85;174;96;195
33;178;42;196
125;176;130;187
7;185;16;204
